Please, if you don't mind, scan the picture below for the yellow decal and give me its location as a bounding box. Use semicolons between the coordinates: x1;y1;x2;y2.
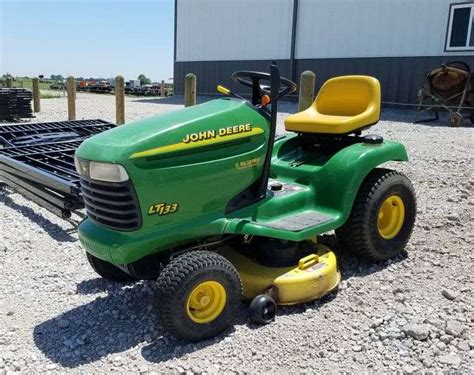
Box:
148;203;179;216
130;124;263;159
183;123;252;143
235;157;260;170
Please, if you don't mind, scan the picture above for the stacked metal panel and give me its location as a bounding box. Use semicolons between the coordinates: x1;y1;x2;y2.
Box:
0;88;33;121
0;119;115;218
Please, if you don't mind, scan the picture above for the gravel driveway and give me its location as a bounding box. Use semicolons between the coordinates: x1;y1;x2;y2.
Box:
0;93;473;373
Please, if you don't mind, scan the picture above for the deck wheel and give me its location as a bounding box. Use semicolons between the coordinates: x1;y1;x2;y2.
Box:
249;294;277;325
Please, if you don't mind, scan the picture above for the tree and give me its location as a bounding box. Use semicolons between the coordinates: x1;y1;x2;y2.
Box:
50;74;64;81
138;74;151;85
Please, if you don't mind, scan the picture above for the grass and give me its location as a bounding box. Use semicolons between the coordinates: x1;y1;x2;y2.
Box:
1;78;62;99
40;93;61;99
7;79;53;91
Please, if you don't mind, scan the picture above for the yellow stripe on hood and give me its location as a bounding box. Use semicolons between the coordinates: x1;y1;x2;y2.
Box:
130;127;264;159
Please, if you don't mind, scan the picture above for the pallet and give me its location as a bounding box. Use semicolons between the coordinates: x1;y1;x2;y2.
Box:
0;88;33;121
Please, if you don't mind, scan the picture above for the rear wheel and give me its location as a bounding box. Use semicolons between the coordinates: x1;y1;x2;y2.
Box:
156;250;242;342
86;252;137;282
336;169;416;261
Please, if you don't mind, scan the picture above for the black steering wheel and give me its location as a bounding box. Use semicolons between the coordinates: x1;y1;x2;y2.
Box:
231;71;297;105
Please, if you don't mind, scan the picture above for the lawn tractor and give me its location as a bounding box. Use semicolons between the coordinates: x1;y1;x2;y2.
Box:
73;65;416;341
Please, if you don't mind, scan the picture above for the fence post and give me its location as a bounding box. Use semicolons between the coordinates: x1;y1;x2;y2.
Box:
184;73;196;107
160;80;166;98
32;78;41;112
6;77;12;88
67;76;76;121
298;70;316;112
115;75;125;125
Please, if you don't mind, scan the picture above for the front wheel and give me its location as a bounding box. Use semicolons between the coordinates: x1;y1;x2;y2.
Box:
156;250;242;342
336;169;416;261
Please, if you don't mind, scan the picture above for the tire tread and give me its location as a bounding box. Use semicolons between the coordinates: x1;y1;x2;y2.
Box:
336;168;416;261
156;250;242;340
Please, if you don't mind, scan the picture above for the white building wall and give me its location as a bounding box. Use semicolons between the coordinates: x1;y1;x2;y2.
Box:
176;0;293;62
295;0;473;58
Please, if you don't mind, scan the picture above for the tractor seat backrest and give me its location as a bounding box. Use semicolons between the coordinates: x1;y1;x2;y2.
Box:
316;76;378;117
284;75;381;135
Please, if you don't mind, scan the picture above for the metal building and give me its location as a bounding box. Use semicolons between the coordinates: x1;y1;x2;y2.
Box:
174;0;474;104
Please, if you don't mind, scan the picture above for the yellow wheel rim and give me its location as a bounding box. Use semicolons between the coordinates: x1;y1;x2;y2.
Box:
377;195;405;240
186;281;227;324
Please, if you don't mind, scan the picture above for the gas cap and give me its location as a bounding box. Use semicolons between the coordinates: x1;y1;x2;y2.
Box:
270;182;283;191
363;134;384;144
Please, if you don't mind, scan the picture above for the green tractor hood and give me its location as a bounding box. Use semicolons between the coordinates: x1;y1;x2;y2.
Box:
76;99;267;164
76;98;271;264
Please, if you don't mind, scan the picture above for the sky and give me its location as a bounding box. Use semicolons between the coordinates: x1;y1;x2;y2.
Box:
0;0;174;81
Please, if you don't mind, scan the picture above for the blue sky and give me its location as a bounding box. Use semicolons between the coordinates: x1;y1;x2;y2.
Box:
0;0;174;81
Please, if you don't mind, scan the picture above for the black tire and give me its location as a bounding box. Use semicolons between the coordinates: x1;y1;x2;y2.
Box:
336;168;416;261
156;250;242;342
86;252;136;282
249;294;277;325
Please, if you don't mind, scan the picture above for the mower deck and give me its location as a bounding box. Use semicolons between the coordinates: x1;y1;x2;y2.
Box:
221;243;340;305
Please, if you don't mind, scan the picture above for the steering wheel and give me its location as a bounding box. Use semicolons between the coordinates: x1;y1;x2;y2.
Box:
231;71;297;105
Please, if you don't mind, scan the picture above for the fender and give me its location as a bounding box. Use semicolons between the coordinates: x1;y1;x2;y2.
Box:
313;140;408;221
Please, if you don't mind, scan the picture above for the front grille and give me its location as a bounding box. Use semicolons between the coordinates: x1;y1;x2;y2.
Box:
80;178;142;231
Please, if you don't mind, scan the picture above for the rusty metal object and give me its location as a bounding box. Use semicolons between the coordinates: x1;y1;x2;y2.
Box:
415;61;474;126
429;62;470;98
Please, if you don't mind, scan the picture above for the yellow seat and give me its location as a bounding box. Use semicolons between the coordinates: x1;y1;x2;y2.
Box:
285;75;381;134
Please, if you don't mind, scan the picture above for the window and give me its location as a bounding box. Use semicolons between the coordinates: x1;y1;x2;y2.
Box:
446;2;474;51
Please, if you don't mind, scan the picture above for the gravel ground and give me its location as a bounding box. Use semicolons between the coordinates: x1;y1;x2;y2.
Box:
0;93;473;374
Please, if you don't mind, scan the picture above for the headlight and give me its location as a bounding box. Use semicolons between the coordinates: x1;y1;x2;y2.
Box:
90;162;129;182
74;157;89;177
74;157;129;182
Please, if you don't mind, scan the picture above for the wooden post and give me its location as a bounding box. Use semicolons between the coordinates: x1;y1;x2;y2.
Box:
160;80;166;98
115;75;125;125
298;70;316;112
32;78;41;112
6;77;12;88
184;73;196;107
67;76;76;121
